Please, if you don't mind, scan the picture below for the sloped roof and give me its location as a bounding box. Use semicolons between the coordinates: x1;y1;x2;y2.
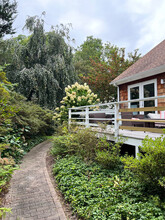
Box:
112;39;165;85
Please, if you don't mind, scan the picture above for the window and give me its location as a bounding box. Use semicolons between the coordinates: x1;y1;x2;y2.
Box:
128;79;157;115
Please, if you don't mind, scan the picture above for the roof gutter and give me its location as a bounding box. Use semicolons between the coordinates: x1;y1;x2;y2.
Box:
110;64;165;86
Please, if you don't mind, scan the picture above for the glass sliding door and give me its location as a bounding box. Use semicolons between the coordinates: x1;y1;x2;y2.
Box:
128;79;157;116
143;82;156;116
130;86;140;115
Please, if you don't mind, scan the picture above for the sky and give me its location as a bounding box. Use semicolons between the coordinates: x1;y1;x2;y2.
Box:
13;0;165;56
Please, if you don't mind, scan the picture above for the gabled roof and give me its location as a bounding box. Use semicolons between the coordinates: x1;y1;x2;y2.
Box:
111;39;165;86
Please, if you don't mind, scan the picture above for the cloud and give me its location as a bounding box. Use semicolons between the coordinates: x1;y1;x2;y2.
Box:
124;0;165;53
59;10;107;37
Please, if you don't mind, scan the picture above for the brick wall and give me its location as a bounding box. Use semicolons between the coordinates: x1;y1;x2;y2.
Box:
119;72;165;107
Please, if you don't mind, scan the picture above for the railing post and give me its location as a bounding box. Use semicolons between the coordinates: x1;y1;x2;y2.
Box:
135;146;139;158
68;108;71;130
85;107;89;128
115;103;119;138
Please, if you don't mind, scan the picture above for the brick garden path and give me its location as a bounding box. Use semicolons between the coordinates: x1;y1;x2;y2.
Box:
4;140;67;220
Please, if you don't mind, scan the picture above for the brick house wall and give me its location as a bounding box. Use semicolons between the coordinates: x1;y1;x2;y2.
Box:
119;72;165;108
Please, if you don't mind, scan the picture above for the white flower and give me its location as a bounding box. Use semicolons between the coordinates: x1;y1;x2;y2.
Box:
77;85;81;90
67;85;71;89
97;98;100;102
60;105;65;109
75;82;79;87
78;97;81;102
55;107;59;111
72;91;76;95
84;85;89;90
87;89;91;94
70;95;76;101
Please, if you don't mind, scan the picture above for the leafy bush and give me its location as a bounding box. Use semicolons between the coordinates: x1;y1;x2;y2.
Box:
0;164;17;218
51;128;98;160
95;137;122;169
9;92;55;137
53;82;100;123
53;155;165;219
122;135;165;195
23;136;48;153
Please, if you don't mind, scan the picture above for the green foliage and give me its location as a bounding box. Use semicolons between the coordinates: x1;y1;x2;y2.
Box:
51;128;98;160
3;15;76;109
53;82;99;123
0;0;17;38
0;207;11;218
0;164;17;218
23;136;48;153
0;128;26;163
74;36;103;76
0;69;18;136
53;155;165;219
74;37;141;102
51;135;70;157
95;137;122;169
9;92;55;137
51;128;123;167
122;135;165;195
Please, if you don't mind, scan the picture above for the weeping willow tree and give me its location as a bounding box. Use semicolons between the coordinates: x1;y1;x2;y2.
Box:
3;14;76;109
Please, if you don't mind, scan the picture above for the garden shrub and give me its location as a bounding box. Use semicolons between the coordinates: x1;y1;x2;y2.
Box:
53;82;100;123
9;92;55;137
51;128;98;160
51;127;124;166
122;135;165;196
0;161;17;218
95;137;122;169
51;135;70;157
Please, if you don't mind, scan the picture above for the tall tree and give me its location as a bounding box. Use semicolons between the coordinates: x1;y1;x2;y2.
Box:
0;0;17;38
74;36;103;77
3;15;76;109
74;39;141;102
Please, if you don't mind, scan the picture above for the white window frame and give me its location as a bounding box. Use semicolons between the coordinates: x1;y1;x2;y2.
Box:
128;79;157;110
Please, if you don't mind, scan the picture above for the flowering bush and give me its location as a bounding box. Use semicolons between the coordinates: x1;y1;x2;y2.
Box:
53;82;100;122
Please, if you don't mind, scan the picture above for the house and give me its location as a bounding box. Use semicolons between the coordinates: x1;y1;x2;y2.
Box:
111;40;165;109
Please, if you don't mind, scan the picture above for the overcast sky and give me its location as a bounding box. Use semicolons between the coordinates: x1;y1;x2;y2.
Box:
13;0;165;56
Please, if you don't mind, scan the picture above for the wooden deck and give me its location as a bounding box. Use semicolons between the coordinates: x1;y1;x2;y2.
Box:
69;95;165;157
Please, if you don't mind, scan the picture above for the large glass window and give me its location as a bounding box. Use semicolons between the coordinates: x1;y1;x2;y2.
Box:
130;86;139;115
128;80;157;116
143;83;155;115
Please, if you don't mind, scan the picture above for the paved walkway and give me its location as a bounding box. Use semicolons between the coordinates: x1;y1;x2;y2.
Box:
4;140;67;220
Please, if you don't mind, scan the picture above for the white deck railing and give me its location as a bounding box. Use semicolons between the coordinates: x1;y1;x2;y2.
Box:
68;95;165;138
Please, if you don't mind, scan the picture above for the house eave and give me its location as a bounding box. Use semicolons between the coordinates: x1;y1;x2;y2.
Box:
110;64;165;86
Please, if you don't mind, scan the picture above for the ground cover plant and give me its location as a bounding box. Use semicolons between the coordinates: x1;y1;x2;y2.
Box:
0;157;17;218
53;155;165;220
52;128;165;219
